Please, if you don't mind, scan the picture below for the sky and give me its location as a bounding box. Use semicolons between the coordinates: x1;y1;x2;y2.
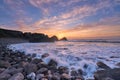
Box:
0;0;120;40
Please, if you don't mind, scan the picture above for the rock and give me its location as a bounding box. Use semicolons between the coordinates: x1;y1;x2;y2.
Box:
0;60;11;68
36;74;44;80
27;72;36;80
37;62;48;69
48;59;57;67
32;53;37;58
31;58;43;64
41;53;49;58
8;73;24;80
0;72;11;80
110;56;119;58
60;37;67;41
94;68;120;80
116;62;120;67
58;66;69;74
37;68;48;74
103;77;114;80
61;73;70;80
4;67;23;75
83;64;88;69
52;72;60;80
0;68;5;73
78;69;83;75
24;63;38;74
97;62;111;69
71;70;78;76
76;76;84;80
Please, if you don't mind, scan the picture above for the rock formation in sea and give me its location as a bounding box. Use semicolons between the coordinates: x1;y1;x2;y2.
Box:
60;37;68;41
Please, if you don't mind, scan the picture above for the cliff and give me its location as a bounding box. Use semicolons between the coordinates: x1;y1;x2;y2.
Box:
0;28;59;42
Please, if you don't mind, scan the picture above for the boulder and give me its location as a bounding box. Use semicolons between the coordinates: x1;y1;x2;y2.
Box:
0;68;5;73
61;73;70;80
48;59;57;67
78;69;83;75
36;74;44;80
27;72;36;80
8;73;24;80
94;68;120;80
37;68;48;74
116;62;120;67
4;67;23;75
37;62;48;69
24;63;38;74
41;53;49;58
97;62;111;69
58;66;69;74
0;60;11;68
0;72;11;80
31;58;43;64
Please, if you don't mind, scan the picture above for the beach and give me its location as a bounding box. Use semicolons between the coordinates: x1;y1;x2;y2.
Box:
0;38;120;80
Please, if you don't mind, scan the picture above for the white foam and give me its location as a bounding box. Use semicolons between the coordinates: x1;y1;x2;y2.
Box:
8;41;120;79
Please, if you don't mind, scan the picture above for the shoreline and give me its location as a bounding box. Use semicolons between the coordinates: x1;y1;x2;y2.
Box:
0;39;120;80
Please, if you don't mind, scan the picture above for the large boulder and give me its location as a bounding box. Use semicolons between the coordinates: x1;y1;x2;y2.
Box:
97;62;111;69
94;68;120;80
0;60;11;68
8;73;24;80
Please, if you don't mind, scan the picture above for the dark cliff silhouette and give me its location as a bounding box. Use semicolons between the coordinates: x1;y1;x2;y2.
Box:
0;28;66;42
60;37;67;41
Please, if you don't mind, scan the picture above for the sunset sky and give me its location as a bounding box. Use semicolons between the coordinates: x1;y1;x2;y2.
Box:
0;0;120;40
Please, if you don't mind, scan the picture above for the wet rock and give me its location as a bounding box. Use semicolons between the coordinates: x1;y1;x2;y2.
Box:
37;62;48;69
8;73;24;80
83;64;88;69
48;59;58;67
97;62;111;69
58;66;69;74
41;53;49;58
0;60;11;68
116;62;120;67
31;58;43;64
94;68;120;80
52;72;60;80
71;68;78;76
61;73;70;80
32;53;37;58
24;63;38;74
110;56;119;58
75;75;84;80
37;68;48;75
0;72;11;80
27;72;36;80
78;69;83;75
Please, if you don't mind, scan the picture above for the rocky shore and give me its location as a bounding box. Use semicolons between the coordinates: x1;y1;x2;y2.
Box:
0;42;120;80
